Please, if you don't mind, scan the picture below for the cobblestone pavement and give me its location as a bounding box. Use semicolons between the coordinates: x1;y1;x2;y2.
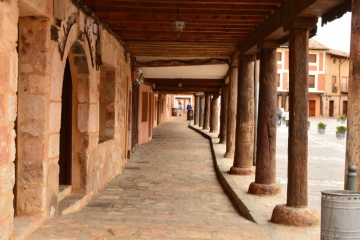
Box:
27;118;270;240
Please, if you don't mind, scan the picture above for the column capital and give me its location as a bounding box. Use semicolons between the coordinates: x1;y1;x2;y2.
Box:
259;40;280;49
284;17;318;31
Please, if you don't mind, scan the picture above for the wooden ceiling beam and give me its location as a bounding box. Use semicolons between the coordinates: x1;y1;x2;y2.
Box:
84;0;283;6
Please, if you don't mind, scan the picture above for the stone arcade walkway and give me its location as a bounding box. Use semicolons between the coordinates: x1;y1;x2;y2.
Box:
27;118;269;239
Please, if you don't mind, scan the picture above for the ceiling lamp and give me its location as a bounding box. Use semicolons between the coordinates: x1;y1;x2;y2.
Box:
170;3;185;38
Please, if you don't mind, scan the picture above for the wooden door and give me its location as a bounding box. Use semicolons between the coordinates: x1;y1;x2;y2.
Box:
329;100;334;117
309;100;316;117
59;59;73;185
343;101;348;115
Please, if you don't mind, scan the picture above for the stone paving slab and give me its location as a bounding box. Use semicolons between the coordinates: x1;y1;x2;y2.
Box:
26;118;271;240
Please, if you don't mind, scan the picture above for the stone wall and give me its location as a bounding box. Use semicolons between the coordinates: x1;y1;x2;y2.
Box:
14;0;132;232
0;1;18;239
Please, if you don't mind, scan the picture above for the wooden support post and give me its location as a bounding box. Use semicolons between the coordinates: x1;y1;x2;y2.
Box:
271;27;319;227
210;94;219;133
199;95;205;127
225;64;238;158
346;0;360;191
230;55;255;175
203;94;211;130
194;95;200;126
219;86;228;142
248;48;280;191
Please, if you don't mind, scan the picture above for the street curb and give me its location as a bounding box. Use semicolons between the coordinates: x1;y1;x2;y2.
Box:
189;124;268;225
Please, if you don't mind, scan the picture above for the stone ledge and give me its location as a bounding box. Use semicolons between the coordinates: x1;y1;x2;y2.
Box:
12;215;45;240
58;191;94;215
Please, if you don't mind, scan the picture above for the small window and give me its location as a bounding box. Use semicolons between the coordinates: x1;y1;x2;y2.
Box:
332;76;337;84
341;77;348;92
276;52;282;61
309;75;315;88
308;54;316;63
99;67;116;143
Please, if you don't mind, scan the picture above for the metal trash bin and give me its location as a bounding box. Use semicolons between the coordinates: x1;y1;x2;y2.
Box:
187;110;194;120
321;190;360;239
172;107;178;117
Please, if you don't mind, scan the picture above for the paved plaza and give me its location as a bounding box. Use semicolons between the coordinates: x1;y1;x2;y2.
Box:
26;117;347;239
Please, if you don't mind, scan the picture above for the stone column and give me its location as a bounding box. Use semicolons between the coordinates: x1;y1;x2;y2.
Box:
219;85;228;143
194;95;200;126
248;47;280;194
210;94;219;133
346;0;360;190
199;95;205;127
203;94;211;130
272;25;319;227
225;63;238;158
230;55;255;175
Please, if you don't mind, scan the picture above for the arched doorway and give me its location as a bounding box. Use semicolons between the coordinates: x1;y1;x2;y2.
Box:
59;59;73;186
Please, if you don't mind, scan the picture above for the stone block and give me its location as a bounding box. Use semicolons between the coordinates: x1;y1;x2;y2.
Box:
0;94;4;122
20;63;33;73
22;161;44;184
28;74;50;94
7;93;17;121
33;29;50;50
10;50;18;92
78;103;89;133
19;0;52;18
10;129;15;162
48;101;61;133
0;193;11;221
23;139;47;162
0;126;10;165
88;103;98;132
77;76;89;103
1;164;15;192
0;51;10;91
50;67;63;100
31;51;50;73
24;95;46;120
19;187;44;213
0;221;10;240
48;134;59;158
20;121;47;138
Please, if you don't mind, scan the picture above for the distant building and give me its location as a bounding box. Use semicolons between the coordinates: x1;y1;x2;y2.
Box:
276;39;349;117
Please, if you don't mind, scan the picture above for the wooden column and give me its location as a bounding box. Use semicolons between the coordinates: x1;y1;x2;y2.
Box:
230;55;255;174
248;47;280;194
210;94;219;133
272;25;319;227
157;93;162;125
346;0;360;191
194;95;200;126
219;86;228;143
203;94;211;130
199;95;205;127
225;63;238;158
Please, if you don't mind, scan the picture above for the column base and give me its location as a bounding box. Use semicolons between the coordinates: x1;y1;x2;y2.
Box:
203;127;209;130
271;204;320;227
224;151;234;158
210;130;218;133
248;182;281;195
229;166;255;175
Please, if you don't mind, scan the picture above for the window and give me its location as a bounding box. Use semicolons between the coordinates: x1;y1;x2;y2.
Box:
309;75;315;88
99;67;116;143
308;54;316;63
276;52;282;61
277;74;280;87
341;77;348;92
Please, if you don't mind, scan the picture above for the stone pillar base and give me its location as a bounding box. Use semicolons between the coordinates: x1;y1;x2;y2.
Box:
248;182;281;195
229;166;255;175
271;204;320;227
224;152;234;158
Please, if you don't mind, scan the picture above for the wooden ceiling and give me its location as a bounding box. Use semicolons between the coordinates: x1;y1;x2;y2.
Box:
80;0;350;93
